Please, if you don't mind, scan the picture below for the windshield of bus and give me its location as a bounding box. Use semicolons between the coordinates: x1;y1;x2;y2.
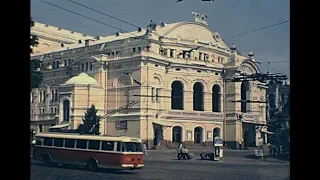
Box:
121;142;142;152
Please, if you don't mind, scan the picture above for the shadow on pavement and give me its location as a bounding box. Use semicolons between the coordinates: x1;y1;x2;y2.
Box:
30;161;138;174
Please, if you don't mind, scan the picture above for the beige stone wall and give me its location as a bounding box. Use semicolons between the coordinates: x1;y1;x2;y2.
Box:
106;119;140;138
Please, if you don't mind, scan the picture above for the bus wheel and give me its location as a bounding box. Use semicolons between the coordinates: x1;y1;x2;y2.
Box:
86;159;98;171
42;154;52;166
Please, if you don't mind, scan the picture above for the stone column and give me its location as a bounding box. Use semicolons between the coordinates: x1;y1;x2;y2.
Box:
203;92;212;112
184;91;193;111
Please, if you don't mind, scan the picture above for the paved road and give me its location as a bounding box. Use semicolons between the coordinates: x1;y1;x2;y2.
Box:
31;150;290;180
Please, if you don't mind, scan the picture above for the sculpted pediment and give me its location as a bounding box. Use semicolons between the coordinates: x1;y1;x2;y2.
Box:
238;60;260;75
158;22;229;49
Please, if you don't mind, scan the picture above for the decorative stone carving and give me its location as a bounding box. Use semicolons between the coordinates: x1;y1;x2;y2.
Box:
239;64;254;74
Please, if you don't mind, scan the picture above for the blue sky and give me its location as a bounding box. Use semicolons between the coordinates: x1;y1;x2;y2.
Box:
31;0;289;76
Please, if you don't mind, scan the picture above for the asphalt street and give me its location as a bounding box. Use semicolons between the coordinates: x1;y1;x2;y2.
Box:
31;150;290;180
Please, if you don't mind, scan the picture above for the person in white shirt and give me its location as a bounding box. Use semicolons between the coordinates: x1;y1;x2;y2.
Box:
181;145;188;160
143;143;148;156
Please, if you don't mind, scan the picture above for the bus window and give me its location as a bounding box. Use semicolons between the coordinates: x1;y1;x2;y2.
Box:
122;142;142;152
117;142;121;151
101;141;114;151
53;138;64;147
35;138;43;145
65;139;75;148
76;140;87;149
43;138;53;146
88;140;100;150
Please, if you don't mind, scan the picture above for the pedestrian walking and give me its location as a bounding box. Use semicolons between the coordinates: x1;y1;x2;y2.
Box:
181;145;188;160
238;139;242;150
143;143;148;156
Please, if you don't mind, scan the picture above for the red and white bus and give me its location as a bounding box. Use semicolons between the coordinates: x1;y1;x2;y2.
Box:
33;132;144;171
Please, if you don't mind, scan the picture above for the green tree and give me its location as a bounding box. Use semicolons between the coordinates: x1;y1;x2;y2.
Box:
30;17;43;90
78;104;102;135
267;101;290;154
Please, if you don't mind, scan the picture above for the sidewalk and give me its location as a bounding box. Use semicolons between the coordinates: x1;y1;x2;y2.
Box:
143;149;289;165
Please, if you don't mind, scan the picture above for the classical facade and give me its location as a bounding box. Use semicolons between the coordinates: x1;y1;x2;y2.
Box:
31;22;94;55
30;14;268;149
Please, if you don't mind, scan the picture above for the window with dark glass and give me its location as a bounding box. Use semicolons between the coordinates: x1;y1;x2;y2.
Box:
122;142;142;152
101;141;114;151
76;140;87;149
65;139;75;148
88;140;100;150
90;62;93;70
43;138;53;146
117;142;121;151
53;138;64;147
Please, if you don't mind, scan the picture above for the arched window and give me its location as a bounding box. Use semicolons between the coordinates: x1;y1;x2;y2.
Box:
51;90;54;101
194;127;203;144
241;81;251;113
213;128;221;138
171;81;184;110
212;85;221;112
172;126;182;143
63;100;70;121
193;82;204;111
54;90;58;102
117;76;130;111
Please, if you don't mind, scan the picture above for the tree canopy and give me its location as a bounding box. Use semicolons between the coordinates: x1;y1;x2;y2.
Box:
78;104;102;135
30;17;43;90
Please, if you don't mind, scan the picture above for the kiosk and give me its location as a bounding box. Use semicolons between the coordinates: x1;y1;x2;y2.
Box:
213;137;223;161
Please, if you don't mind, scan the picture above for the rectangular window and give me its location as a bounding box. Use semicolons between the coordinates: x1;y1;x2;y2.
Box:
170;49;174;57
204;54;209;61
54;108;57;114
101;141;114;151
56;61;60;68
51;108;53;114
156;88;159;102
42;109;45;114
133;47;136;52
76;140;87;149
151;87;155;101
117;142;121;151
52;62;56;69
112;52;115;56
35;138;43;145
199;53;202;60
65;139;75;148
43;137;53;146
90;62;93;70
54;90;58;101
68;59;71;66
64;60;67;67
85;62;89;71
122;142;142;152
39;108;41;114
88;140;101;150
51;90;54;101
138;47;141;52
39;125;43;132
81;63;84;72
53;138;64;147
43;91;46;102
